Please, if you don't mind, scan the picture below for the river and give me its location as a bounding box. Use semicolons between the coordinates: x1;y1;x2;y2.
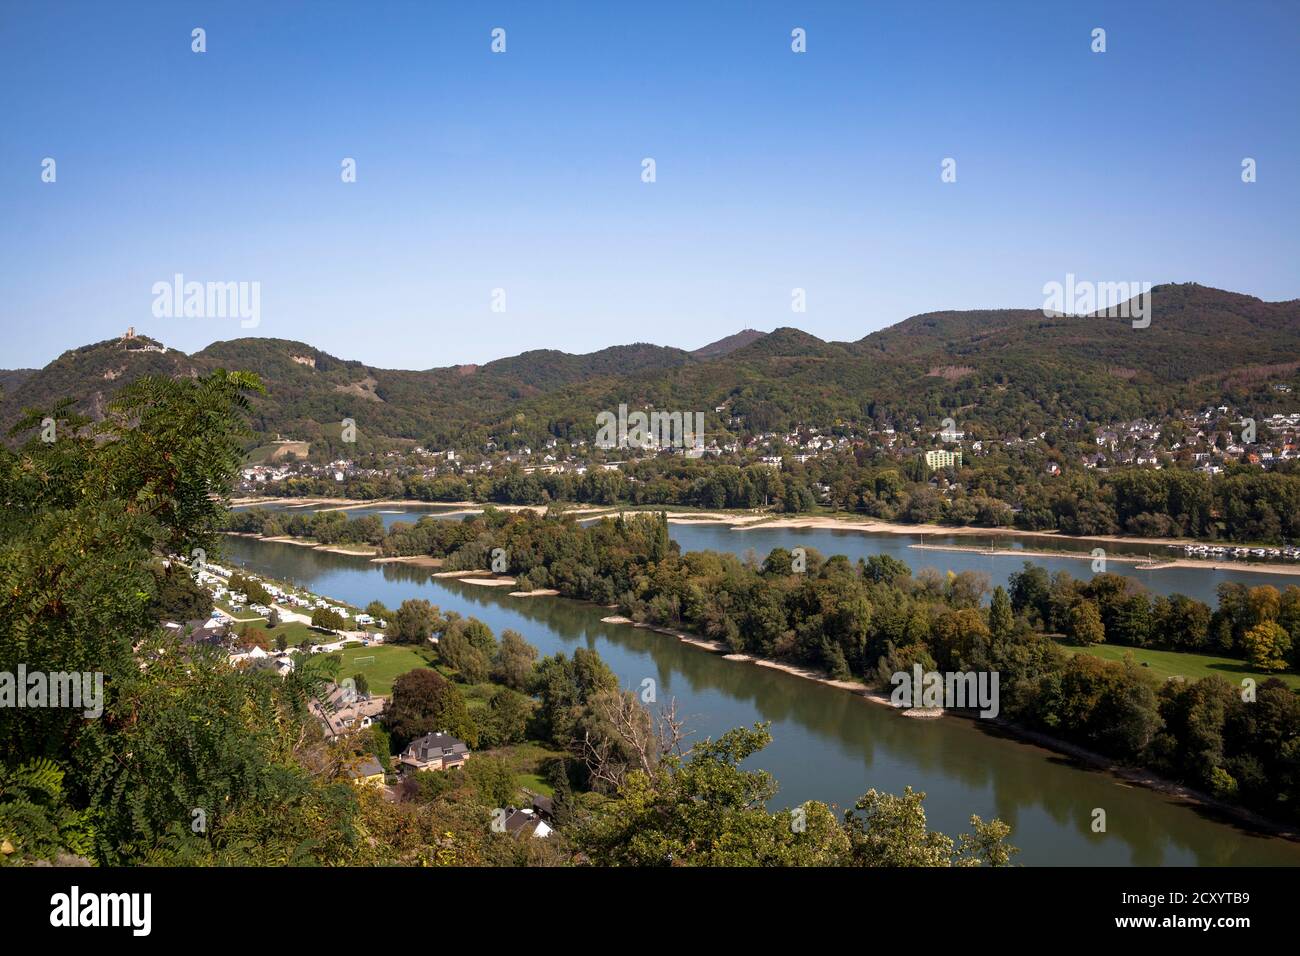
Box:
220;527;1300;866
237;501;1300;605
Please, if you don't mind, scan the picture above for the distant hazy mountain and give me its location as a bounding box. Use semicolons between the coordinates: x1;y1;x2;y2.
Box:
4;284;1297;450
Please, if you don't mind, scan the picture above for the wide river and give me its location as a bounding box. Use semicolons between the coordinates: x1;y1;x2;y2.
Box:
224;504;1300;865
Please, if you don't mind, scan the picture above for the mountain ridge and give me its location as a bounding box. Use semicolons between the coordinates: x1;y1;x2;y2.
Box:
4;284;1298;450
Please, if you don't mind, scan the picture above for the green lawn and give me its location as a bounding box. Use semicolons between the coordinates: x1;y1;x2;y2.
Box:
1058;640;1300;690
326;643;433;696
480;742;568;799
259;620;319;647
243;440;310;464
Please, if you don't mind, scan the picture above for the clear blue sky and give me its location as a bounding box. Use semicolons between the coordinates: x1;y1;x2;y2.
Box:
2;1;1297;370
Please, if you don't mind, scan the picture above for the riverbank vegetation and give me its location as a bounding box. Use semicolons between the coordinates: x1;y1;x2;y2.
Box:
247;452;1300;545
267;503;1300;825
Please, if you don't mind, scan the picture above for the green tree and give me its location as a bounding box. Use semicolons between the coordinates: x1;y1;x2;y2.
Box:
311;607;347;631
843;787;1016;867
1066;600;1105;646
1242;621;1291;672
386;669;478;747
989;586;1015;640
393;599;439;645
491;629;539;691
483;688;531;747
465;755;517;809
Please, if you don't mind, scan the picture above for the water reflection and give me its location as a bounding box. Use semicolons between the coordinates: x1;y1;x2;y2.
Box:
219;535;1300;866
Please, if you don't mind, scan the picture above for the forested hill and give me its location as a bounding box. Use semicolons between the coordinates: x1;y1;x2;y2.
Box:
3;284;1298;450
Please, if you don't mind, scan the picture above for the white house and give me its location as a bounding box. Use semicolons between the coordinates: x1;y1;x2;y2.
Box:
228;645;269;666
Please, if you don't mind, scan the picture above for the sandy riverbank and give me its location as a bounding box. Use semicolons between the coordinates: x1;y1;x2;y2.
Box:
911;542;1300;578
606;616;929;713
734;514;1187;544
231;496;478;510
233;495;1289;553
223;531;379;557
370;555;444;568
325;499;477;511
256;535;378;557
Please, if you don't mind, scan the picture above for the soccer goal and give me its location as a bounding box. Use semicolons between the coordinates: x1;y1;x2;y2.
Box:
352;655;376;668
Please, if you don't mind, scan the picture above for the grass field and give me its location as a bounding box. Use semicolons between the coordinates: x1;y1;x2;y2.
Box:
1058;640;1300;690
243;440;310;464
257;620;318;647
482;742;568;799
327;643;433;696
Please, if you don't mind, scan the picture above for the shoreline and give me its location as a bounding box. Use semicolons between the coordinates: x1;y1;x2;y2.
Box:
231;495;479;510
371;555;444;568
909;542;1300;578
591;611;1300;842
230;518;1300;580
230;496;1299;558
223;531;379;557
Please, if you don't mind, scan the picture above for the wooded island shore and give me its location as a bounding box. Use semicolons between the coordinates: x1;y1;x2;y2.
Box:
229;496;1300;576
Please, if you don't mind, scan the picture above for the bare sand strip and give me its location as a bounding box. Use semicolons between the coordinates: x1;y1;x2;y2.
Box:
231;496;479;510
458;577;518;588
259;536;378;557
223;531;378;557
911;542;1300;578
233;496;1289;556
324;499;478;512
371;555;444;568
726;513;1205;548
598;614;918;713
431;569;489;578
508;588;560;598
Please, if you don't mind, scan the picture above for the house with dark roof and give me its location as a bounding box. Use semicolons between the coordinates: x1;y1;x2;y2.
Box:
398;732;471;772
500;807;552;839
